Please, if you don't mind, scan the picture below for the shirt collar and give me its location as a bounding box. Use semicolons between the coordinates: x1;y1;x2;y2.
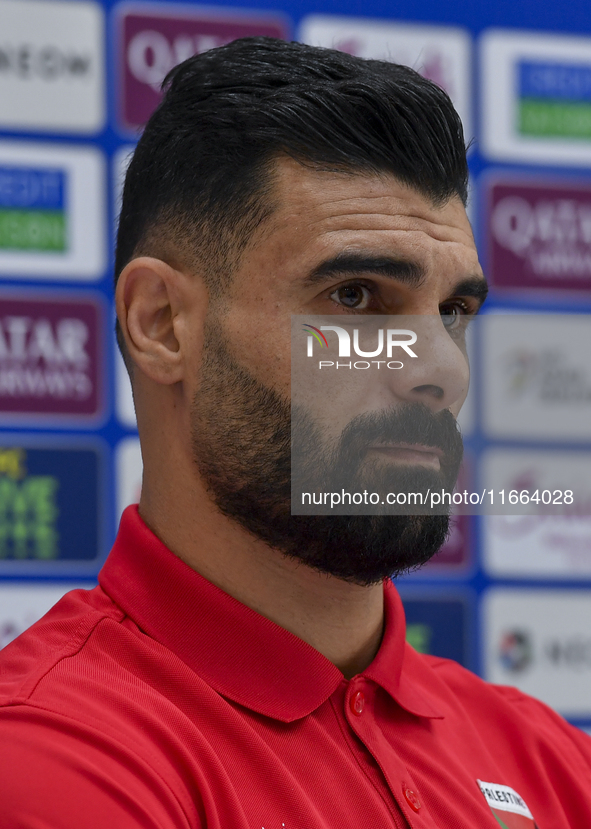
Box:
99;506;444;723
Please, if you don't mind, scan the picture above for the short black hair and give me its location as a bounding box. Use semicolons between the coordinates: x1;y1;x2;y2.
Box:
115;36;469;355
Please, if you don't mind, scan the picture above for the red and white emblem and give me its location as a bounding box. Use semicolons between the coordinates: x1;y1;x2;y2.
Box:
477;780;539;828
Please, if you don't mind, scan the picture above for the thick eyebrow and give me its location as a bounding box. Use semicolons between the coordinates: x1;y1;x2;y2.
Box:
303;253;426;288
303;251;489;309
448;277;489;310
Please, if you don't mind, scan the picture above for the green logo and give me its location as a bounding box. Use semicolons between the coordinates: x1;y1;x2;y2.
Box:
0;448;59;560
0;166;67;252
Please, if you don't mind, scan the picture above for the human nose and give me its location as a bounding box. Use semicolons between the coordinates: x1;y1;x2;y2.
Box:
380;315;470;413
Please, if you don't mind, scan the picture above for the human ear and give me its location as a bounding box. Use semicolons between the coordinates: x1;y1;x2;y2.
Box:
116;257;189;385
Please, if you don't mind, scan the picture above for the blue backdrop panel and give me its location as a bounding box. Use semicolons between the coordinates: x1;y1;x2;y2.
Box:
1;0;591;728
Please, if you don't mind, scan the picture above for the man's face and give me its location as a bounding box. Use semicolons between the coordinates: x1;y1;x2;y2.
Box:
190;158;486;584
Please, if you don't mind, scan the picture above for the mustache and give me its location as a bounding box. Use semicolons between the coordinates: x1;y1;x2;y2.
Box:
334;403;464;468
290;402;464;509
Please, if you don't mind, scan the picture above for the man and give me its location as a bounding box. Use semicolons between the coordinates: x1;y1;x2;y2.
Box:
1;37;590;828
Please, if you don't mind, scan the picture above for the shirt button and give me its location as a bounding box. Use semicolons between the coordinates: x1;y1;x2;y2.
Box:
350;690;365;716
403;786;421;812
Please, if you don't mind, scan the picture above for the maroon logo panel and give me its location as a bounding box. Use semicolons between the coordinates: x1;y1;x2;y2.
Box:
0;294;102;419
487;178;591;293
119;8;289;131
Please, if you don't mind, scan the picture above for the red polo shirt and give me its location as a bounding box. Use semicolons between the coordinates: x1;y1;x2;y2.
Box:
2;507;591;828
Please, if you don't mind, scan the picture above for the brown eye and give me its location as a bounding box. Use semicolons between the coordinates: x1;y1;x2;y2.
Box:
330;284;371;309
440;301;468;330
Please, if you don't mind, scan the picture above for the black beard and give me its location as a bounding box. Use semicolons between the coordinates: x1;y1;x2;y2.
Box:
291;402;463;516
191;324;463;586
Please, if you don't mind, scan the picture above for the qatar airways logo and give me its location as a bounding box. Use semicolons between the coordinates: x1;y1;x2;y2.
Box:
303;323;418;369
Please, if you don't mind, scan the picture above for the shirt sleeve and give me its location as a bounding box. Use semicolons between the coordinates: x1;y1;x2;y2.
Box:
0;706;198;829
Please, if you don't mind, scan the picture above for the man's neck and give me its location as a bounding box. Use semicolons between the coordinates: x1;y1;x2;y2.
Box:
139;482;385;679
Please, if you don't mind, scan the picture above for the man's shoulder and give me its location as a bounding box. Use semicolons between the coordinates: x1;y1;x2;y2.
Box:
0;585;181;732
422;650;545;705
0;586;123;704
0;584;203;721
421;649;556;712
0;587;200;828
419;650;591;756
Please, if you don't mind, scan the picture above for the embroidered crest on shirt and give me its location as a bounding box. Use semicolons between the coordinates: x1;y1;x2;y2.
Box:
477;780;539;829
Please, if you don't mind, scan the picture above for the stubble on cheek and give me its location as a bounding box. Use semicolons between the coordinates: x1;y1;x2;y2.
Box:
190;326;455;584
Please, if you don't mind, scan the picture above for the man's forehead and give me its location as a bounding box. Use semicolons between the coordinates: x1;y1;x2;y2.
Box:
269;156;470;233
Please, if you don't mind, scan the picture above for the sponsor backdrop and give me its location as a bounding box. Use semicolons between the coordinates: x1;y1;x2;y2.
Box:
1;0;591;730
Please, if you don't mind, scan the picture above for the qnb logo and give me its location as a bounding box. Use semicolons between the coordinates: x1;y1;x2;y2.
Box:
303;323;418;370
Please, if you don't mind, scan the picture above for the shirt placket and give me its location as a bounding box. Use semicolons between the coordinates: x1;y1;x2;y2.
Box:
343;678;441;829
